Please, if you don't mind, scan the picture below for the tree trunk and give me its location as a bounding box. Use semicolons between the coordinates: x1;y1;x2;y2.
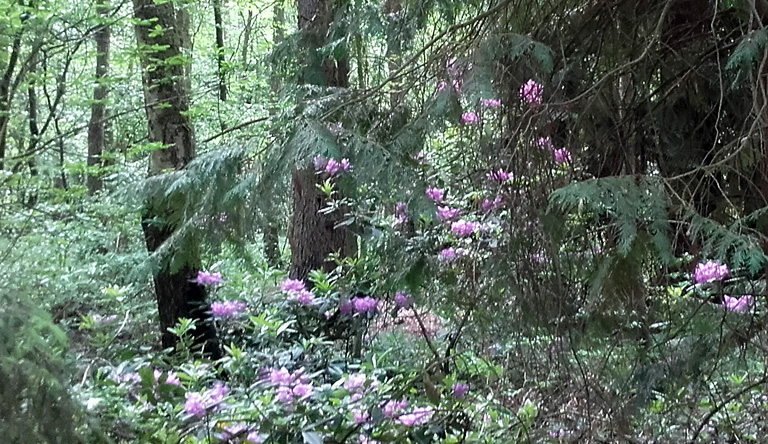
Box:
87;0;110;195
25;52;38;206
213;0;227;102
289;0;352;280
133;0;221;358
0;29;23;170
241;9;254;67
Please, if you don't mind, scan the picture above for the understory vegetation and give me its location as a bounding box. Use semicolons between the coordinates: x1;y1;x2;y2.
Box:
2;0;768;443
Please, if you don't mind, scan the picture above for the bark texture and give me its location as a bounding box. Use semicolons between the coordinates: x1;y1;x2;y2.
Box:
289;0;352;280
133;0;221;358
87;0;110;195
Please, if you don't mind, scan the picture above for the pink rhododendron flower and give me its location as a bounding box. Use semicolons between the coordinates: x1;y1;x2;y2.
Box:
382;399;409;417
281;278;306;293
554;148;572;164
154;369;180;386
196;271;223;285
426;187;445;203
184;392;207;417
344;373;368;392
353;409;370;425
395;291;412;308
537;137;554;150
437;80;448;91
292;382;314;399
268;367;294;386
451;220;480;237
723;295;752;313
452;382;469;399
694;261;729;284
353;296;378;314
211;301;247;318
294;289;316;306
487;169;513;182
396;407;434;426
439;247;467;262
461;112;479;124
520;79;543;105
437;206;460;221
482;196;503;212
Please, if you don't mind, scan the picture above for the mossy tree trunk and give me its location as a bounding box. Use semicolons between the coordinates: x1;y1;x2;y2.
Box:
133;0;221;358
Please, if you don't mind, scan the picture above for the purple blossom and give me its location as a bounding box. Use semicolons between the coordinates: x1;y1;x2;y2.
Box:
694;261;729;284
439;247;467;262
276;386;293;403
461;112;479;124
549;429;567;438
340;300;354;315
313;156;327;171
426;187;445;203
481;98;501;107
120;372;141;385
281;278;306;293
268;367;295;386
437;80;447;91
396;202;407;215
182;381;227;415
353;409;371;425
723;295;752;313
292;382;314;399
184;392;207;417
93;314;117;326
482;196;503;212
437;206;460;221
537;137;554;151
396;407;434;426
382;399;409;417
554;148;572;164
452;382;469;399
196;271;223;285
353;296;378;314
154;370;181;386
294;289;316;306
211;301;247;318
395;291;412;308
487;169;513;182
450;220;480;237
344;373;368;392
520;79;543;105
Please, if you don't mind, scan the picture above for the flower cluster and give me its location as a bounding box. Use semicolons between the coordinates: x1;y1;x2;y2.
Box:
554;148;572;164
394;291;412;308
437;206;460;221
450;220;480;237
221;424;264;444
482;196;503;212
452;382;469;399
343;373;378;393
382;399;409;418
267;367;314;403
439;247;468;262
487;169;513;183
154;369;181;386
196;271;223;285
461;112;479;124
352;296;379;314
314;156;351;176
520;79;543;105
426;187;445;203
211;301;247;318
723;295;752;313
280;278;316;306
694;261;729;284
395;406;435;426
184;382;229;417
